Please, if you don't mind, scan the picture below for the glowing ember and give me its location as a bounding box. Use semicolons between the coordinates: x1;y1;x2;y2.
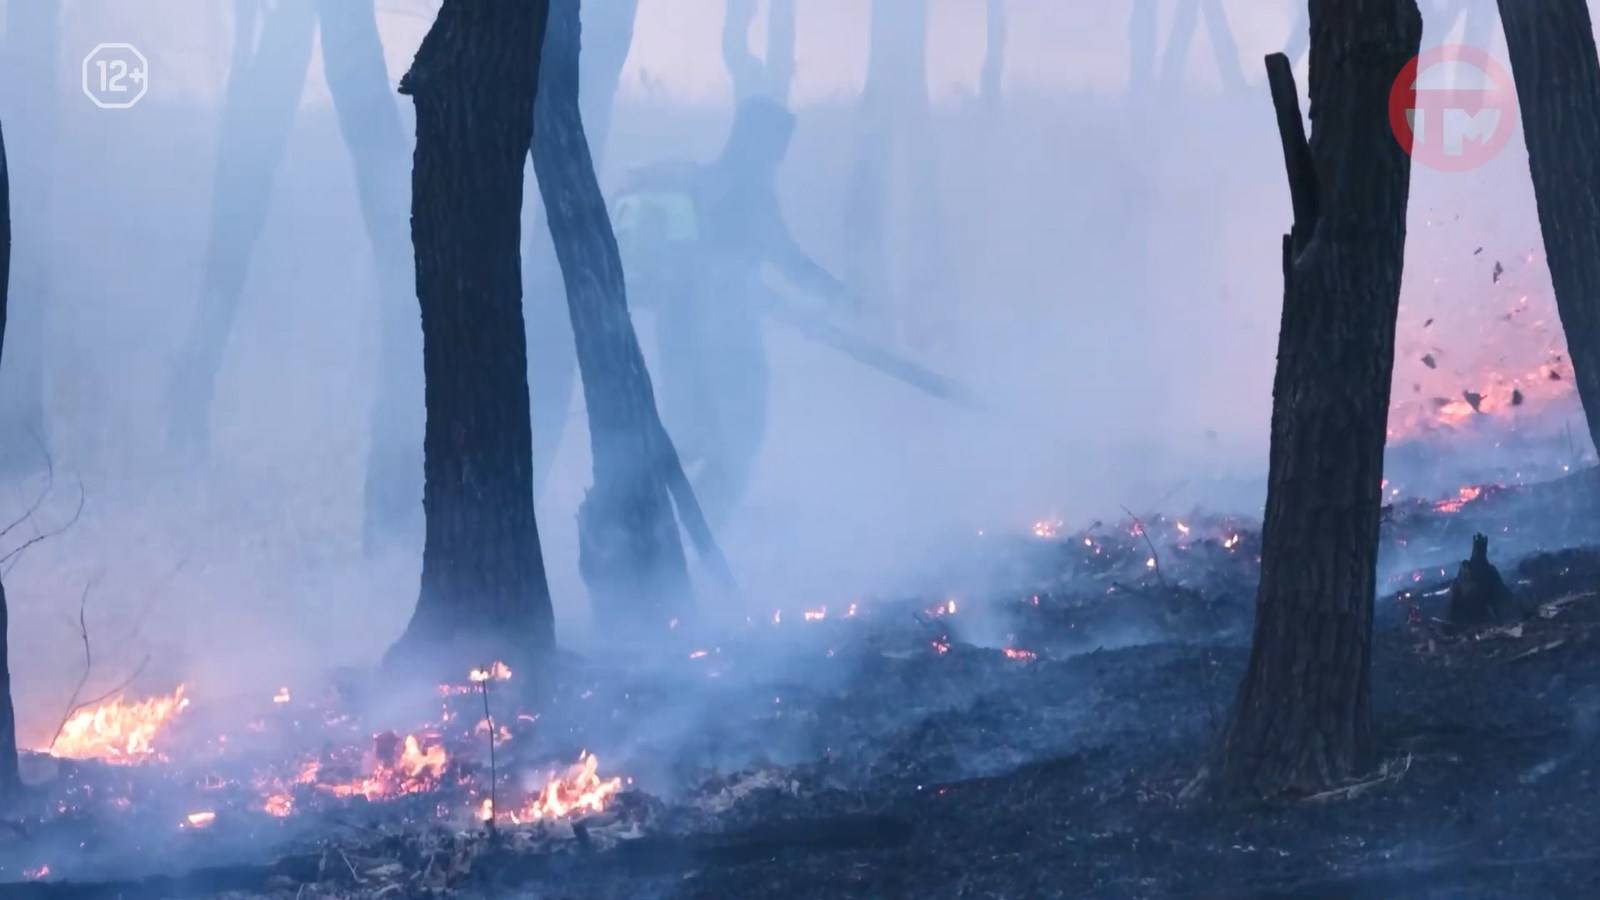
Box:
1031;518;1062;539
931;639;952;655
49;685;190;764
1003;648;1038;661
803;607;827;622
470;661;513;683
185;810;216;828
23;865;49;880
771;610;782;625
262;793;293;817
1223;534;1241;550
688;649;709;660
500;752;623;824
271;687;291;704
1434;484;1486;514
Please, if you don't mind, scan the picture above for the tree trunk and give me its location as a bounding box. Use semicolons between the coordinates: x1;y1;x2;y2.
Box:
1214;0;1421;798
0;119;23;799
1497;0;1600;461
386;0;556;672
315;0;427;553
169;0;316;453
527;0;640;490
533;0;692;631
0;2;56;473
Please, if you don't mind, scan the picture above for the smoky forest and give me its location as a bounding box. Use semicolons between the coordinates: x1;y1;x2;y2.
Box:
3;0;1600;897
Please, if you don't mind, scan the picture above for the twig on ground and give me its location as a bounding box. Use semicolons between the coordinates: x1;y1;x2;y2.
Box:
1120;506;1168;590
1302;754;1413;804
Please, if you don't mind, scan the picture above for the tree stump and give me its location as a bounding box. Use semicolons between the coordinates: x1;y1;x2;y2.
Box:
1447;533;1518;627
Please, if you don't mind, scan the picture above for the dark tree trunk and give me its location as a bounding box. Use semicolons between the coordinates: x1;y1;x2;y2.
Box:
1497;0;1600;461
386;0;556;672
526;0;640;489
0;120;23;799
1214;0;1421;798
0;2;56;472
315;0;426;552
169;0;316;453
533;0;693;630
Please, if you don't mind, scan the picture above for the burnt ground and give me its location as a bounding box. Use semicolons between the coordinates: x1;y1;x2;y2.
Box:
9;468;1600;899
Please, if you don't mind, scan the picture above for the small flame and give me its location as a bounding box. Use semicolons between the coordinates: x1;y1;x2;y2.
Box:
469;661;513;684
931;639;951;655
1433;484;1485;514
271;687;291;705
497;752;623;825
23;865;49;880
1002;648;1038;661
688;649;709;660
803;607;827;622
185;810;216;828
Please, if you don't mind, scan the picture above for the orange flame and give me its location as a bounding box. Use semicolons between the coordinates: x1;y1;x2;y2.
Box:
499;752;622;825
49;685;190;764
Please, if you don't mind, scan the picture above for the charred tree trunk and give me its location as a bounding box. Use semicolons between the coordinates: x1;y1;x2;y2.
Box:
386;0;556;672
0;2;56;472
315;0;426;552
532;0;693;630
0;120;21;799
1497;0;1600;462
526;0;640;489
169;0;316;453
1214;0;1421;798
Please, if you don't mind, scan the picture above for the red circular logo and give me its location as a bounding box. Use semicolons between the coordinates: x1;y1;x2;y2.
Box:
1388;44;1517;172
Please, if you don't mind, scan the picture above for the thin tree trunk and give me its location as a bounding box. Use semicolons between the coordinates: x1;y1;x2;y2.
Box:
981;0;1007;109
533;0;693;630
527;0;640;489
169;0;316;453
0;1;56;472
1497;0;1600;461
314;0;426;551
1214;0;1421;798
767;0;797;105
387;0;556;672
0;119;22;799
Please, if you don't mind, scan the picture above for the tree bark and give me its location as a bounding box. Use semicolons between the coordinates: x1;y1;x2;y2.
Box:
1215;0;1421;798
315;0;427;553
1497;0;1600;461
386;0;556;672
532;0;693;631
0;1;57;472
169;0;316;453
0;119;23;799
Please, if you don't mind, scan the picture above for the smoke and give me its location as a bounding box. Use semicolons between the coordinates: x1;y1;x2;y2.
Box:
0;0;1591;768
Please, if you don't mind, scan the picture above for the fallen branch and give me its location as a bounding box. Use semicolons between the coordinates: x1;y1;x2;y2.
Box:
1301;753;1412;804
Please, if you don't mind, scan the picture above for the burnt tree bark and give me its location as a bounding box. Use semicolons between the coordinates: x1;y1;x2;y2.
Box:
169;0;316;453
386;0;556;671
315;0;426;553
532;0;693;628
1214;0;1421;797
0;120;22;798
1497;0;1600;462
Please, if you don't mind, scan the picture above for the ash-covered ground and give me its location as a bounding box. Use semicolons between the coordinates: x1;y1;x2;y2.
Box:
6;468;1600;899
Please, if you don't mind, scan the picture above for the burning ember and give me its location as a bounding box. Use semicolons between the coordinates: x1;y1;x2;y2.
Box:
1002;648;1038;661
271;687;291;704
185;810;216;829
48;684;190;764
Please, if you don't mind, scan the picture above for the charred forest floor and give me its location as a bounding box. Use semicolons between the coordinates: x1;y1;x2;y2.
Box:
11;468;1600;898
